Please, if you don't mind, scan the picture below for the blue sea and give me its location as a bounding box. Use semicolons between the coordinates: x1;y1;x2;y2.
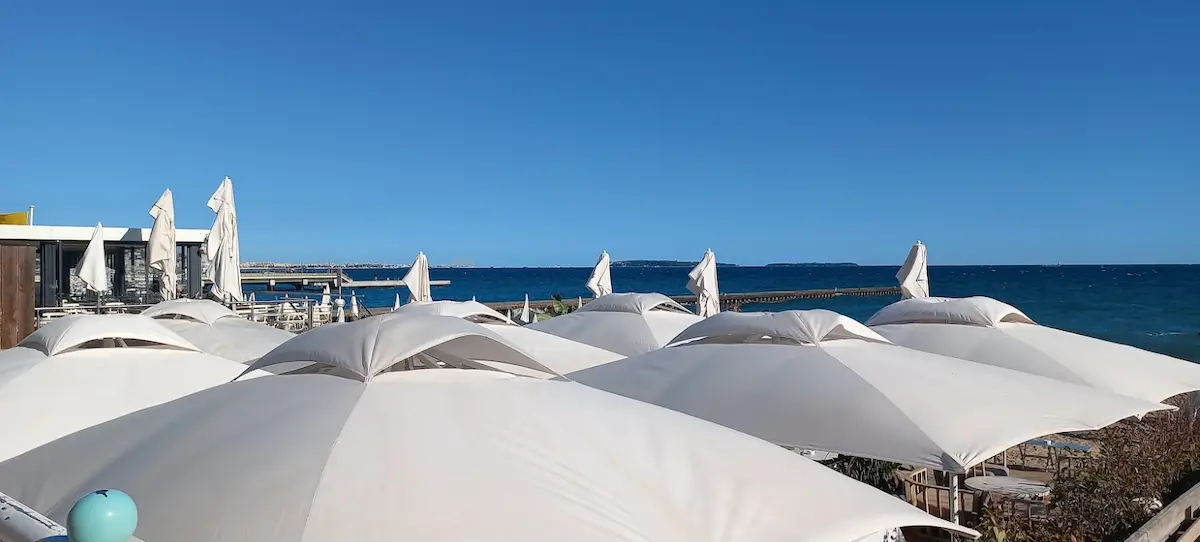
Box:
250;265;1200;363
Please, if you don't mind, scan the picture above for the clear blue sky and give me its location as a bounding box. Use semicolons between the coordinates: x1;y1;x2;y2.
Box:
3;1;1197;266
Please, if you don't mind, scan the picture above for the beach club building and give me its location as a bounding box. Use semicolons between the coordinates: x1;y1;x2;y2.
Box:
0;224;210;348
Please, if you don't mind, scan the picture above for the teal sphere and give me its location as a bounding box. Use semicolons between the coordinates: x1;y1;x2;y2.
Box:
66;489;138;542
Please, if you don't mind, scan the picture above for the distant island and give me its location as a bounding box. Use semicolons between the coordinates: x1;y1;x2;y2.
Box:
765;262;858;268
612;260;740;268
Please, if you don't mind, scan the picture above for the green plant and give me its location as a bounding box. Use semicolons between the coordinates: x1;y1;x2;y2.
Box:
549;294;574;316
986;398;1200;541
819;456;902;495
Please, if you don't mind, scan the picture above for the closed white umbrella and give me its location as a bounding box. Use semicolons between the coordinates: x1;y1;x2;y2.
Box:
0;314;976;542
350;291;359;319
569;309;1169;474
530;293;701;356
205;176;243;302
897;241;929;299
578;296;583;309
687;249;720;317
402;251;432;303
393;293;401;311
320;284;331;306
76;222;109;297
586;250;613;297
521;294;532;324
147;189;177;300
869;296;1200;403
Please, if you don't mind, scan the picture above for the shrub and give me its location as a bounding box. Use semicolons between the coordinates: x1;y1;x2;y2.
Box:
987;394;1200;540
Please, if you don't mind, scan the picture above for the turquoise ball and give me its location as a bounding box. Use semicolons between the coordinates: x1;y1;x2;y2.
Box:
66;489;138;542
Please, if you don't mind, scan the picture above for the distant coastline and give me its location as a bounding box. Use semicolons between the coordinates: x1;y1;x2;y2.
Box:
611;260;858;268
764;262;859;268
611;259;739;268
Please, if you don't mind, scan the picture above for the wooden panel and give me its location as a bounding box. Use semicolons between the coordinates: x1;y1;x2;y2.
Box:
0;244;36;349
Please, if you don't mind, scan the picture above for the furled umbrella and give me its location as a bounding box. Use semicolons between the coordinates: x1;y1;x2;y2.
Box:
520;293;532;324
585;250;613;297
76;222;109;301
402;251;432;303
205;176;243;302
147;189;177;300
896;241;929;299
687;249;720;317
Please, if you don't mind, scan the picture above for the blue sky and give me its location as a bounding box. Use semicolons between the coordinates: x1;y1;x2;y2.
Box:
2;1;1197;266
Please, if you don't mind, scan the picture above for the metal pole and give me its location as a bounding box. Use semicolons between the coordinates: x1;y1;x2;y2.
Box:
307;298;314;330
949;471;960;525
26;205;34;225
0;491;65;541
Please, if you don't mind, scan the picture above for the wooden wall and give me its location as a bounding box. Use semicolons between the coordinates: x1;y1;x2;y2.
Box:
0;244;36;349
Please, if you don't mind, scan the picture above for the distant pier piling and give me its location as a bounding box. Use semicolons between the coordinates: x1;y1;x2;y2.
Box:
238;271;450;291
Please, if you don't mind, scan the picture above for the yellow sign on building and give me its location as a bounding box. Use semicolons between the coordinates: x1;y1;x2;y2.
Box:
0;211;30;225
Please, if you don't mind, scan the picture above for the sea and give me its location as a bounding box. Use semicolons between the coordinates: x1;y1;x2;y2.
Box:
249;264;1200;363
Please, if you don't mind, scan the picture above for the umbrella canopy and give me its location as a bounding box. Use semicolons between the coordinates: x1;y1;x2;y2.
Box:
402;252;432;303
320;284;331;306
529;293;702;356
586;250;613;297
687;249;720;317
76;222;109;294
897;241;929;299
868;296;1200;403
350;291;359;318
567;310;1171;473
395;300;621;376
205;176;243;302
392;293;401;311
0;314;269;462
147;189;177;300
142;299;294;363
0;315;976;542
520;293;532;324
393;299;513;324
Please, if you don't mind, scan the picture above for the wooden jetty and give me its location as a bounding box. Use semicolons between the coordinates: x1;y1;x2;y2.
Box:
367;286;900;314
239;271;450;291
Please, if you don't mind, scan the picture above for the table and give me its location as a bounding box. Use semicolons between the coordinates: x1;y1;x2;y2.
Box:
964;476;1051;500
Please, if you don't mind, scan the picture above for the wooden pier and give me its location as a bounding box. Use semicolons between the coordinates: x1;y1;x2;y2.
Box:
238;271;450;291
404;286;901;314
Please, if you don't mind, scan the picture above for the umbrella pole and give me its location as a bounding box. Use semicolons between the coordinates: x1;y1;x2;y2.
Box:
949;472;960;524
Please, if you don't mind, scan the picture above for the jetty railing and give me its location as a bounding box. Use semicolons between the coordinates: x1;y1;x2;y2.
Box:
1125;480;1200;542
32;298;322;332
482;286;901;313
